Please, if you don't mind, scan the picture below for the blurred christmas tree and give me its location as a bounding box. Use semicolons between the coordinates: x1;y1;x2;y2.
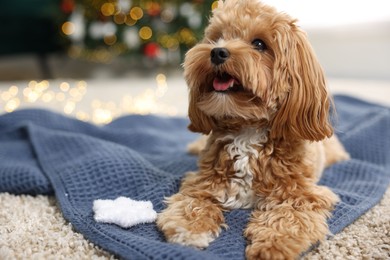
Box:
61;0;216;66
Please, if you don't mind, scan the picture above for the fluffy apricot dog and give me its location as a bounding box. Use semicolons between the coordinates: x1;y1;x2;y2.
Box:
157;0;349;259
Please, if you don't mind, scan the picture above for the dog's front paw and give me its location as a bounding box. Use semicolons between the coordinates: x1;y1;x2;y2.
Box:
245;222;303;260
244;200;332;260
246;241;293;260
162;226;217;249
157;194;225;249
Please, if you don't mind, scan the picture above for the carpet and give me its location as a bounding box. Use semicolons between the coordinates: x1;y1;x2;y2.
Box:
0;95;389;259
1;188;389;259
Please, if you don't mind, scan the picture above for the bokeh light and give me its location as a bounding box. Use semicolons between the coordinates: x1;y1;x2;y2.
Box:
139;26;152;40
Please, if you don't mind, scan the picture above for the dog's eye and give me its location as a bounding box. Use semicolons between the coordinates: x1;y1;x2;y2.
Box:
252;39;267;51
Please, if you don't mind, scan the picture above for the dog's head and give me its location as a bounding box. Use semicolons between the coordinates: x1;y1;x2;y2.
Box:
184;0;333;141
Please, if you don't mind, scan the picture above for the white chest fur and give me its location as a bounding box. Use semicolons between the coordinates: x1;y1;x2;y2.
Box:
216;128;268;209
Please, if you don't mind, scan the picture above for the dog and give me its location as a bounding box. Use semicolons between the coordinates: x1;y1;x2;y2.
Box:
157;0;350;259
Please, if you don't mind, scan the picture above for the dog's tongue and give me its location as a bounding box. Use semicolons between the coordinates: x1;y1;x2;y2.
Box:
213;77;234;91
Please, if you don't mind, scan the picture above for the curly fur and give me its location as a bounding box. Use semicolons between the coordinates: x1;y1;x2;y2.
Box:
157;1;350;259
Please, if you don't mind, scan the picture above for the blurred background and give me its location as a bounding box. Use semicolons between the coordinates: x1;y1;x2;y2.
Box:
0;0;389;124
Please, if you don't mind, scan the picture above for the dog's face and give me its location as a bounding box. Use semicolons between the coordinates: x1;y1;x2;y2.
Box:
184;0;333;141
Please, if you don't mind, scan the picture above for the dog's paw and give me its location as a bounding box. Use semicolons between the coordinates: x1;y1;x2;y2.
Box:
165;226;217;249
157;215;222;249
157;194;225;249
246;241;294;260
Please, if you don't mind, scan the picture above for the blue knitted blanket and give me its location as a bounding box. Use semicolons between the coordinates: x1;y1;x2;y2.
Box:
0;95;389;260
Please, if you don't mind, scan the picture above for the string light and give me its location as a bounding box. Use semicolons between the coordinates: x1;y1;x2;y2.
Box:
64;101;76;114
125;16;137;26
211;1;219;10
60;82;70;92
114;13;126;24
0;75;178;124
130;7;144;20
104;35;117;45
101;3;116;16
62;22;75;35
139;26;152;40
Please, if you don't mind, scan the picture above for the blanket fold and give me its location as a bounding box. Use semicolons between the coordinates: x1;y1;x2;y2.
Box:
1;95;389;260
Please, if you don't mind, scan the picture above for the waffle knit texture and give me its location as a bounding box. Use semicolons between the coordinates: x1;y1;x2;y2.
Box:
0;95;389;260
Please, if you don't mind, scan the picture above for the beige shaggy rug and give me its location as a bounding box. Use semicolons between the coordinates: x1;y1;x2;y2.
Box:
1;187;389;259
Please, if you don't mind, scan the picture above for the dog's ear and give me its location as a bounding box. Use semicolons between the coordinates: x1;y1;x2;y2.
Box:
184;44;216;134
270;24;333;141
187;86;215;134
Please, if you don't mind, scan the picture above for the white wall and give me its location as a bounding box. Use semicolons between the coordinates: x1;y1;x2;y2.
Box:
262;0;390;79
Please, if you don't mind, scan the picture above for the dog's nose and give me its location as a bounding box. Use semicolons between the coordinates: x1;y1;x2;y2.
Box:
210;48;230;65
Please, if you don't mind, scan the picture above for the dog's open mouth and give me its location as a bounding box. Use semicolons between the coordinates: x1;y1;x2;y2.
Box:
212;72;244;93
